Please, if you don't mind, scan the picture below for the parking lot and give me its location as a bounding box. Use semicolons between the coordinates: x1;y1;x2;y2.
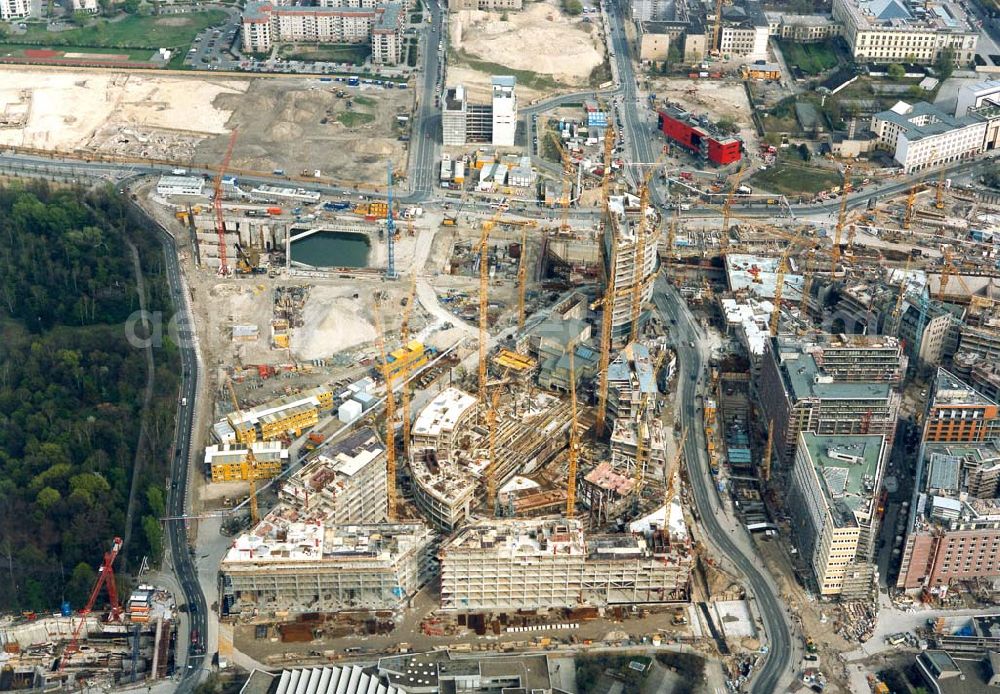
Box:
183;9;242;71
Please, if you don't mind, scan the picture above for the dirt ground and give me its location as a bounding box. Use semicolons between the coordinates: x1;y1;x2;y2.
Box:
292;285;376;360
645;76;760;156
449;0;605;100
0;69;243;150
0;68;411;186
201;79;411;185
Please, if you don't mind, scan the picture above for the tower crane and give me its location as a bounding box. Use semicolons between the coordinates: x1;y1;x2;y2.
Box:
631;349;667;498
372;299;398;520
720;164;747;254
484;370;510;510
546;130;576;234
903;184;917;230
213;129;238;277
770;245;792;336
517;224;529;328
478;205;507;405
711;0;725;55
226;378;260;526
762;419;774;483
936;166;947;210
595;119;618;439
629;159;664;342
566;342;579;518
399;273;418;460
60;537;123;672
830;164;852;276
665;428;688;507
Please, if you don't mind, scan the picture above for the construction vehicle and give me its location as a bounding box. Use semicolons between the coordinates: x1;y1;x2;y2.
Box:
60;537;124;671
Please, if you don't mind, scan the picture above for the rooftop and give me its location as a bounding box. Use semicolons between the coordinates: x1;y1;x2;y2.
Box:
801;433;884;526
932;368;998;408
773;337;893;401
584;461;636;496
606;342;659;394
841;0;976;32
876;101;985;143
412;387;478;438
223;521;429;566
442;518;587;557
204;441;288;465
725;253;804;302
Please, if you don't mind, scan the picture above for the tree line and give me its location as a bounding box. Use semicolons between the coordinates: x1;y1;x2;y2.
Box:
0;181;180;612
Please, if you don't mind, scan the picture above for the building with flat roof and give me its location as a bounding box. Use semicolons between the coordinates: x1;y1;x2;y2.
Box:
871;101;988;174
411;387;478;461
759;335;903;467
657;104;742;165
788;433;888;597
241;0;404;65
204;441;288;482
240;665;401;694
220;522;434;617
221;386;334;444
765;12;840;42
440;77;516;147
898;441;1000;593
439;518;691;611
156;175;205;197
725;253;804;302
833;0;977;65
279;426;388;524
924;368;1000;444
491;76;517;148
914;649;1000;694
605;342;659;426
604;207;660;341
897;296;963;367
377;651;557;694
442;85;468;146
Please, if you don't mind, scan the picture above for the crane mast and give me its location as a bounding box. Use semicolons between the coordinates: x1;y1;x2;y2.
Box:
213;129;238;277
226;378;260;526
60;537;123;671
565;344;579;517
400;273;418;459
830;164;851;276
373;300;398;520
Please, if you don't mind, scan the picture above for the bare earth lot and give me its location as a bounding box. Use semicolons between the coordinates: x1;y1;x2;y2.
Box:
0;68;411;186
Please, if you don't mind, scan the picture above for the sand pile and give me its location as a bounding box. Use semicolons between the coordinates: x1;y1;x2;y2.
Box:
292;286;376;360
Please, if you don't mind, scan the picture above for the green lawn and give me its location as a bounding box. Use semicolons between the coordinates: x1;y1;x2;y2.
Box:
277;42;370;64
0;43;155;61
777;39;839;75
749;161;846;195
337;111;376;127
353;95;377;107
10;11;227;49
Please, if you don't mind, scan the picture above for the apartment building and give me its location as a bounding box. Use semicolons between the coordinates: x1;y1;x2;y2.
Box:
758;335;903;467
897;297;963;367
788;433;888;597
833;0;977;65
219;522;434;617
279;427;388;524
219;386;333;444
449;0;521;10
871;101;989;174
923;369;1000;444
717;5;770;60
959;320;1000;362
765;12;840;42
603;207;660;342
0;0;29;20
241;0;404;65
897;442;1000;594
204;441;288;482
439;519;691;610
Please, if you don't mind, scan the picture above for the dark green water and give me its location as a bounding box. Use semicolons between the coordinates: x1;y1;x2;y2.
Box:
290;231;370;268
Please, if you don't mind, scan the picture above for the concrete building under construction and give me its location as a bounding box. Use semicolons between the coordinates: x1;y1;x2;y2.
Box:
219;522;435;617
438;518;691;611
603;202;660;341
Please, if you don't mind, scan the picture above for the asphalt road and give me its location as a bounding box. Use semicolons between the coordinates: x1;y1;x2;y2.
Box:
407;0;444;198
131;199;208;690
652;276;792;694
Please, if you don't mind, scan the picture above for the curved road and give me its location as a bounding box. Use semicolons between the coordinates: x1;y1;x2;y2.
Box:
652;276;793;694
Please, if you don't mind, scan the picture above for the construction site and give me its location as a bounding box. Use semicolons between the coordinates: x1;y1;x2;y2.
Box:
0;540;177;691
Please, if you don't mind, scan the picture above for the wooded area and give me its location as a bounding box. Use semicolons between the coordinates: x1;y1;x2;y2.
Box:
0;181;180;612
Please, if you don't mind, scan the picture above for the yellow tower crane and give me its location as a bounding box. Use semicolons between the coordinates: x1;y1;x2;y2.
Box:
711;0;725;55
936;167;947;210
372;299;398;521
665;428;688;507
720;164;747;254
566;342;579;518
770;245;792;336
517;225;529;328
595;119;618;439
830;164;852;276
903;184;917;230
226;379;260;526
762;419;774;483
399;273;418;460
478;206;506;405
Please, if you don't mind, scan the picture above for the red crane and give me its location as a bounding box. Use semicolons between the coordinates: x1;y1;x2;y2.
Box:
59;537;124;672
214;129;239;276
